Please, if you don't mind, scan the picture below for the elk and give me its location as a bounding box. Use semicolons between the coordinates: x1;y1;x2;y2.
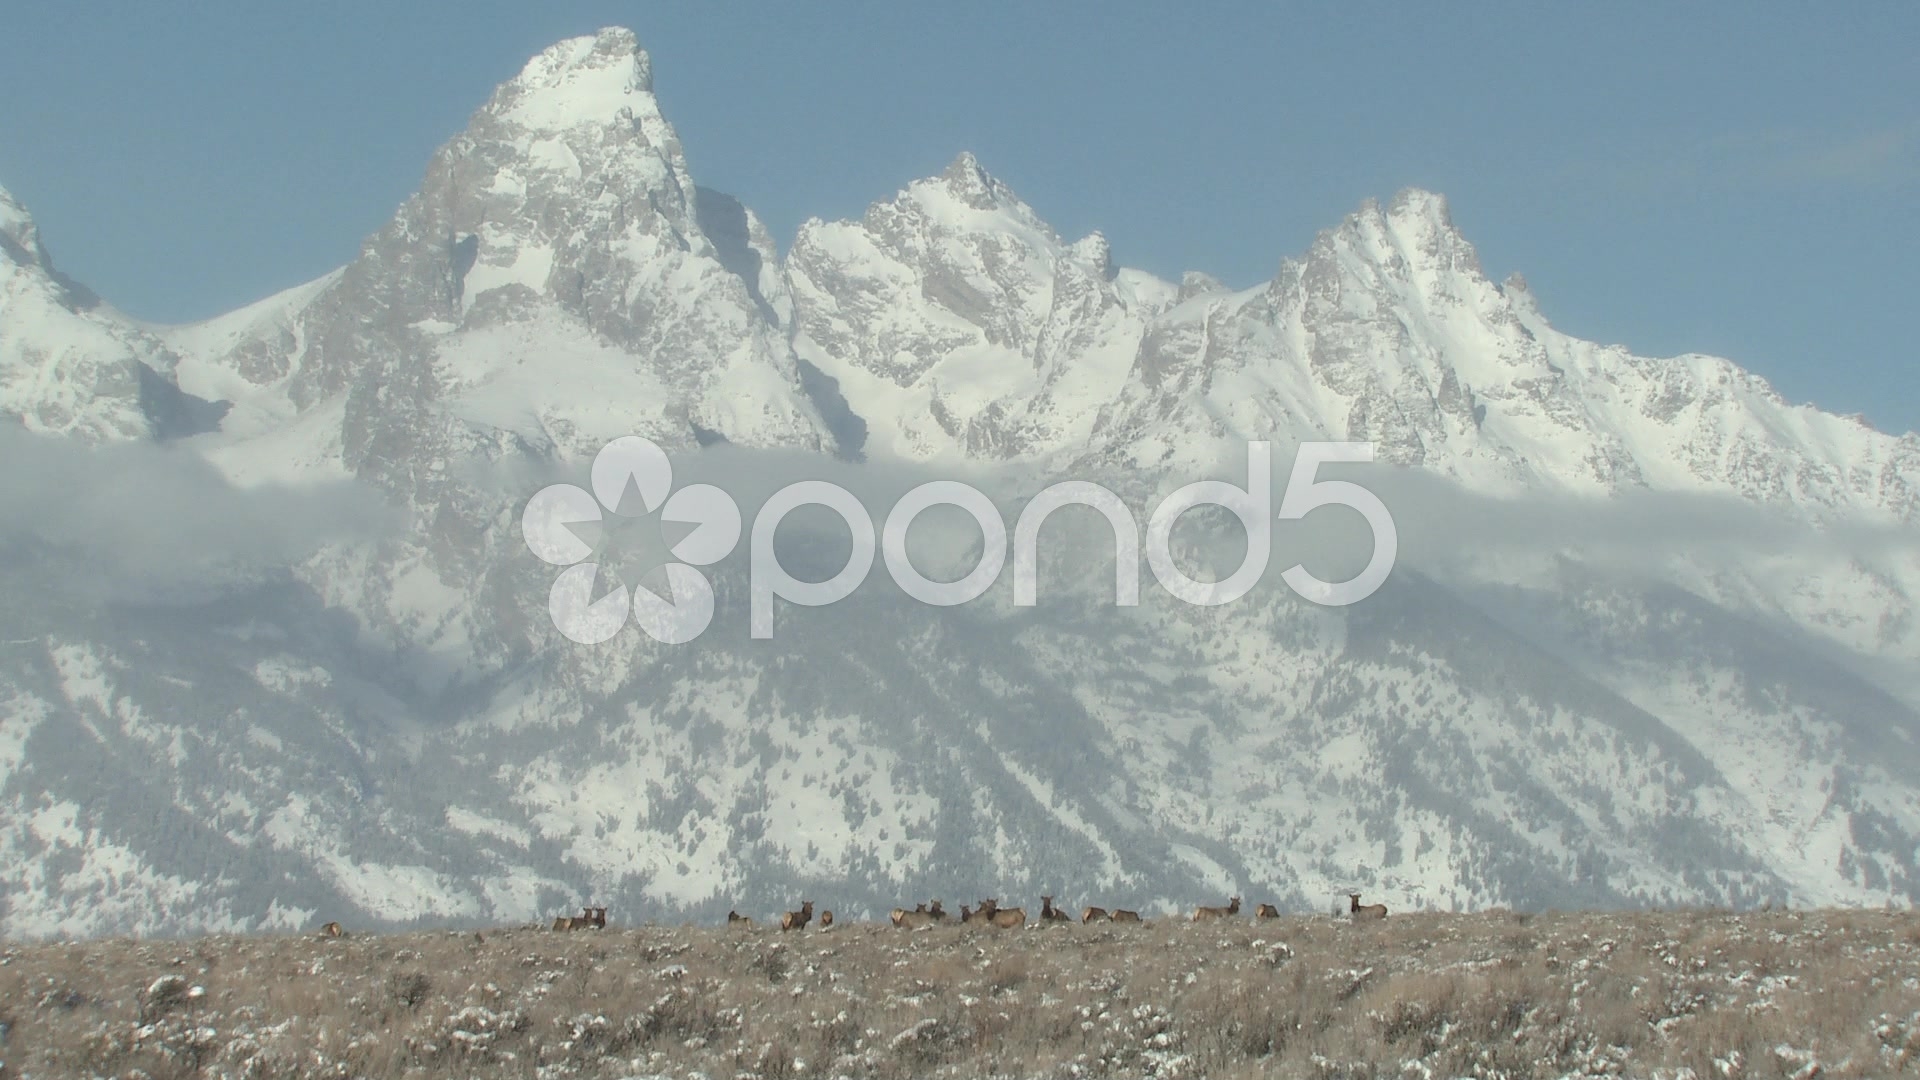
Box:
1194;896;1242;921
1255;903;1280;919
818;910;834;930
553;906;607;931
961;899;999;925
1040;896;1072;923
1348;893;1387;921
1082;906;1110;923
892;901;944;929
989;905;1027;928
727;910;755;926
780;900;814;932
318;921;345;938
1109;909;1142;923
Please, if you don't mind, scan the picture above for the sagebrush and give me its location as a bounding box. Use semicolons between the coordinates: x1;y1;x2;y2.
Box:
3;907;1917;1078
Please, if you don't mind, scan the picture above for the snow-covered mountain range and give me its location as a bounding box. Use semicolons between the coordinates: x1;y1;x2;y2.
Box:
2;28;1915;938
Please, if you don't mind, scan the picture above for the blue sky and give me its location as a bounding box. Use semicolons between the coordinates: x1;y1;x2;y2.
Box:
2;2;1915;434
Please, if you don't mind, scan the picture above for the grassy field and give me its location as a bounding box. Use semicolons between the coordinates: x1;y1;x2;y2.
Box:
3;907;1918;1079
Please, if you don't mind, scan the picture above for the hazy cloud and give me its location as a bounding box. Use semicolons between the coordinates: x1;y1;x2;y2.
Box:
0;426;401;601
465;441;1919;603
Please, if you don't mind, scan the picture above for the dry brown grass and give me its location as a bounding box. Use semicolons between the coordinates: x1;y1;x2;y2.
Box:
0;907;1916;1079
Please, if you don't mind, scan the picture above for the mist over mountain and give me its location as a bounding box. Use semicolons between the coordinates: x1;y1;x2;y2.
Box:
1;28;1915;939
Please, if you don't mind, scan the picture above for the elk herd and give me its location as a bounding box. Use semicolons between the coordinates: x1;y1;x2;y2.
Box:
553;892;1392;934
725;892;1390;931
319;892;1390;939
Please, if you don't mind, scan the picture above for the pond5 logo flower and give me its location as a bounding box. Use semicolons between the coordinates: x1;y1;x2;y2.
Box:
521;436;740;644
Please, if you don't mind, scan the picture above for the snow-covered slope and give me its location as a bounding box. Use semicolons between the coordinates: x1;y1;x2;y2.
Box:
0;186;223;442
0;27;1916;938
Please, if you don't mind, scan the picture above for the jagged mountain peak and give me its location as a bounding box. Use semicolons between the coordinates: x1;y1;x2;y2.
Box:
1067;229;1115;280
484;27;655;131
863;151;1060;245
0;185;91;310
937;150;1016;210
1339;186;1457;236
1313;185;1486;283
169;24;823;492
787;147;1185;460
1177;270;1228;300
1386;185;1454;227
452;26;690;219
